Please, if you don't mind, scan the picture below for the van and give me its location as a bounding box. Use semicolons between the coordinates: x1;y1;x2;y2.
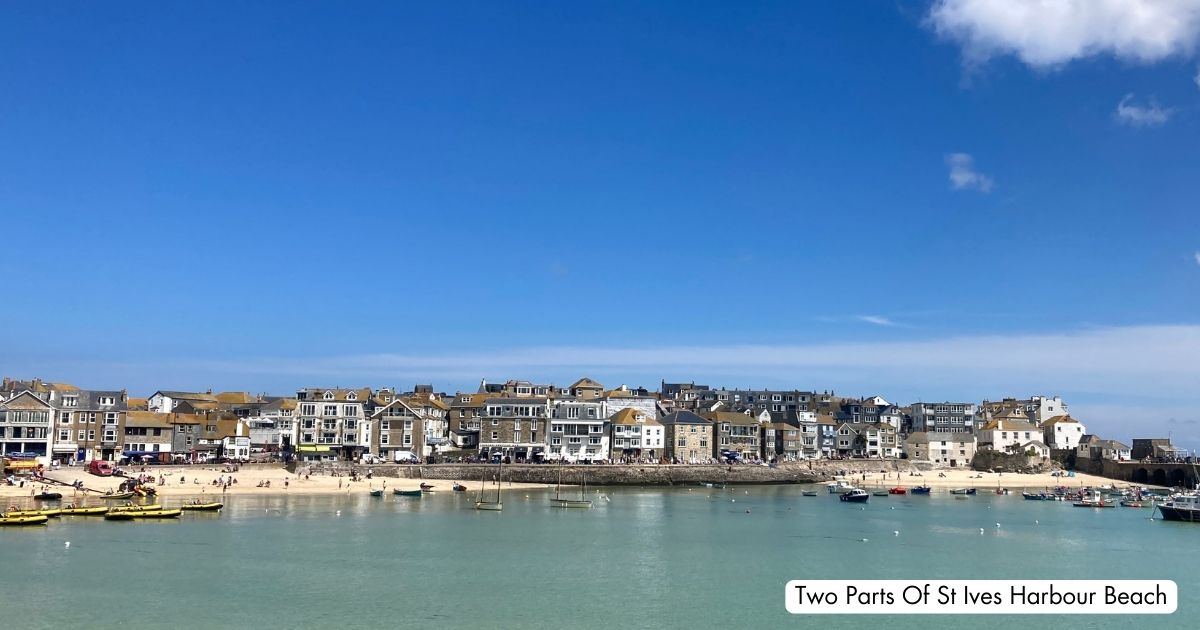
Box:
88;460;115;476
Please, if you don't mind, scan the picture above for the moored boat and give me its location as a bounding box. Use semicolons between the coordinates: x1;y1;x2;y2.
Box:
452;483;467;492
394;489;422;497
369;489;383;497
419;483;435;490
802;490;819;497
1022;492;1049;501
33;492;62;501
1156;493;1200;522
840;489;869;503
60;506;108;516
827;480;854;494
4;508;61;518
104;508;182;520
1073;491;1115;508
0;515;48;526
107;503;162;512
888;487;907;495
180;502;224;511
872;490;889;497
950;488;976;495
101;492;136;500
909;486;931;495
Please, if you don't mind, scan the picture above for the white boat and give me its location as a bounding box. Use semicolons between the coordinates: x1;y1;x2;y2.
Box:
1156;492;1200;522
550;468;592;509
827;480;855;494
474;460;503;511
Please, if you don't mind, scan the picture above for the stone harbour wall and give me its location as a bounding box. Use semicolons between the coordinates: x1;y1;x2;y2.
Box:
290;459;935;486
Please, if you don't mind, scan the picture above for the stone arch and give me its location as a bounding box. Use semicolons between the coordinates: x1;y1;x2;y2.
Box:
1152;469;1168;486
1170;469;1187;488
1132;468;1149;484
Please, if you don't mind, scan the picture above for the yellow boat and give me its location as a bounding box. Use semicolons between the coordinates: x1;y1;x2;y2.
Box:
179;502;224;511
0;515;48;526
4;508;62;518
60;506;109;516
105;508;182;520
107;504;162;513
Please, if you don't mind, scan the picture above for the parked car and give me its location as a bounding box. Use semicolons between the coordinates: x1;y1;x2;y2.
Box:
87;460;115;476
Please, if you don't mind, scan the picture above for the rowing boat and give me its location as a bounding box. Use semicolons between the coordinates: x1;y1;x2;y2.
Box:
180;502;224;511
394;489;422;497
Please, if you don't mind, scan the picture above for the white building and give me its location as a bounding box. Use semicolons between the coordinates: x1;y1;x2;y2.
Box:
976;414;1041;454
904;432;977;467
548;400;608;462
295;388;371;461
609;408;664;462
1042;415;1086;450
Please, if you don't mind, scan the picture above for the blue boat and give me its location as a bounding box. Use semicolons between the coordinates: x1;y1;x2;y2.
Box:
839;489;869;503
910;486;931;495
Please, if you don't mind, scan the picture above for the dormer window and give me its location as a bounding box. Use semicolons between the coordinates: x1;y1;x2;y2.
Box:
98;396;115;406
347;392;357;401
323;392;334;400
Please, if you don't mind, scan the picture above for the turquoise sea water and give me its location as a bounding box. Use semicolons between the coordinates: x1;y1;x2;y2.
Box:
0;485;1195;629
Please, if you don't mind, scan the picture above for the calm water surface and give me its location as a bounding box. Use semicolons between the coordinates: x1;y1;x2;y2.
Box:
0;485;1194;629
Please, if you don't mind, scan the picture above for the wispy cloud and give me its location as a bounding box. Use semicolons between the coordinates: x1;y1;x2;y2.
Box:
927;0;1200;69
1193;251;1200;266
1116;93;1172;127
856;315;897;327
1195;65;1200;88
946;153;994;193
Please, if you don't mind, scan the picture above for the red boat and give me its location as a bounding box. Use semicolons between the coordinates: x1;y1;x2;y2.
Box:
888;487;907;495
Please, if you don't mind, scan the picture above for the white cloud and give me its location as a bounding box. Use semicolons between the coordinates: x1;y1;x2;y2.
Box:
856;315;897;326
1194;251;1200;265
927;0;1200;68
1194;65;1200;87
946;153;994;192
1115;93;1172;126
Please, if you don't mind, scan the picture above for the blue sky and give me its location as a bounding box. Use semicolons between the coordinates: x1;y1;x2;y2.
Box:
2;2;1199;445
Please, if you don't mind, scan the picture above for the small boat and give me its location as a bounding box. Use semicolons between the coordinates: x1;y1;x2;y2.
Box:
910;486;931;495
180;502;224;511
550;469;593;509
888;487;907;495
452;483;467;492
827;480;855;494
995;488;1010;495
802;490;819;497
60;506;108;516
1073;491;1115;508
33;492;62;501
840;489;870;503
1022;492;1048;501
872;490;889;497
1120;500;1144;508
394;489;422;497
105;508;183;520
4;508;61;518
101;492;136;500
950;488;976;495
369;490;384;497
474;460;503;511
419;483;435;490
108;504;162;512
0;515;48;526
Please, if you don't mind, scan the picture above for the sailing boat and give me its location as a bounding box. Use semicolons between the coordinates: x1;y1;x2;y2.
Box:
474;459;503;511
550;466;593;509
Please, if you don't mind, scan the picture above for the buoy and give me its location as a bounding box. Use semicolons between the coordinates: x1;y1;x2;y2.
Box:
1034;520;1039;525
890;506;895;510
893;530;899;536
745;509;751;514
995;523;1000;528
64;541;70;548
731;499;735;503
336;510;341;516
861;538;869;542
979;528;984;534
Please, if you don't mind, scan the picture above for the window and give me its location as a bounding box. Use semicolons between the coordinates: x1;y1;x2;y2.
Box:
404;420;413;430
302;433;314;443
323;405;338;416
323;391;334;400
589;437;601;445
58;429;69;441
567;407;580;419
344;405;359;417
99;396;115;406
301;404;316;415
381;434;389;445
63;396;78;407
490;432;498;440
59;412;71;425
105;413;118;425
552;437;561;445
88;430;95;440
380;420;390;431
347;392;357;401
513;432;521;443
77;430;85;441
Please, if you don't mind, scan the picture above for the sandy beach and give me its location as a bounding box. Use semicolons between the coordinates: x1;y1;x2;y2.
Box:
840;467;1153;491
1;465;549;505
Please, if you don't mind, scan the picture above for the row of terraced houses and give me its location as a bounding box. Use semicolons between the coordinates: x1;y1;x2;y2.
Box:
0;375;1136;467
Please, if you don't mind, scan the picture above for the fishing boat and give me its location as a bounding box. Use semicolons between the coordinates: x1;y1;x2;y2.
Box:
180;502;224;511
839;489;870;503
452;483;467;492
4;508;61;518
909;486;931;495
1022;492;1050;500
0;515;48;526
826;480;855;494
474;460;503;511
1073;490;1115;508
802;490;819;497
949;488;976;495
394;489;422;497
888;487;907;495
104;508;182;520
550;468;592;508
1120;500;1144;508
369;489;383;498
101;492;136;500
60;505;108;516
33;492;62;501
1155;492;1200;522
871;490;889;497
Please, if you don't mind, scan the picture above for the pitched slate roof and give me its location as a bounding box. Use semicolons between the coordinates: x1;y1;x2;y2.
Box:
660;410;710;425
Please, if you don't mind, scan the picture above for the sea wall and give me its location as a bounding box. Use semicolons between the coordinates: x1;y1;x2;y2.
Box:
289;459;936;486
